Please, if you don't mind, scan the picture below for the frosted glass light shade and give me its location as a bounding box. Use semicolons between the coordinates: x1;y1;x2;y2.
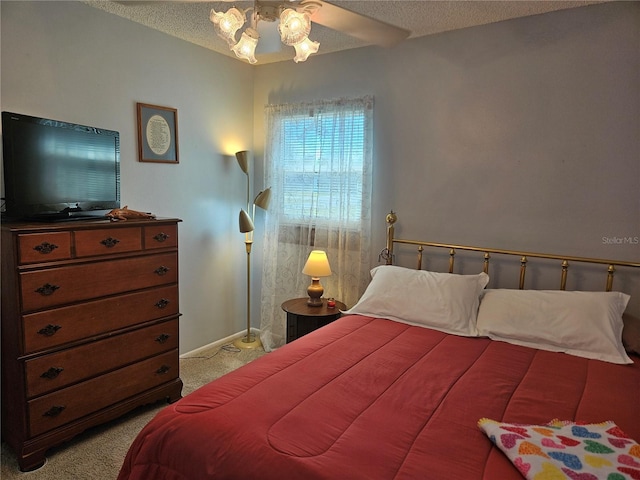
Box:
210;7;245;45
302;250;332;277
278;9;311;46
232;28;259;64
293;37;320;63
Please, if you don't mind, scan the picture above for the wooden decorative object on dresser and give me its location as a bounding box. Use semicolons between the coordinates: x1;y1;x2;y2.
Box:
1;217;183;471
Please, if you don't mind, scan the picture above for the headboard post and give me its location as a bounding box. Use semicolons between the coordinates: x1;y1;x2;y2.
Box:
449;249;455;273
606;264;615;292
560;260;569;290
384;211;397;265
483;253;491;275
519;256;528;289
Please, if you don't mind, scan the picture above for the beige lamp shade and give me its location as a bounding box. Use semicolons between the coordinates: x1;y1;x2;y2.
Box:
235;150;249;175
302;250;332;277
239;209;254;233
254;188;271;210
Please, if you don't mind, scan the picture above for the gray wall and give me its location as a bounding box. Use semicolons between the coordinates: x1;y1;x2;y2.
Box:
1;1;256;353
254;2;639;314
2;1;638;354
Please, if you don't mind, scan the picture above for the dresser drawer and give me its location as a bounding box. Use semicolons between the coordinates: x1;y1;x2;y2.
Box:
74;227;142;257
20;252;178;312
22;285;179;354
26;319;179;397
145;225;178;250
18;232;72;264
28;349;179;437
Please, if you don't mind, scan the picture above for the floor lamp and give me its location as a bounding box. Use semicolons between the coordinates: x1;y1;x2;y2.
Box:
234;150;271;350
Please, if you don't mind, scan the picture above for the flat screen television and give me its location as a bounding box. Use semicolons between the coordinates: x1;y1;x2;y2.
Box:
1;111;120;221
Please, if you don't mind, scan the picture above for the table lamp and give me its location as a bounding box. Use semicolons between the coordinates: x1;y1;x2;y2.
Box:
302;250;332;306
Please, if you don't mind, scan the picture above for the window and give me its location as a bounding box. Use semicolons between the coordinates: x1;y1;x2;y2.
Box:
279;110;366;226
260;96;373;351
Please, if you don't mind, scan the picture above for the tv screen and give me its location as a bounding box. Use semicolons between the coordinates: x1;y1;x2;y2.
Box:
2;111;120;220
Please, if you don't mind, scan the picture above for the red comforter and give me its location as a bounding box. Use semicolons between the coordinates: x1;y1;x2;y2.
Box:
118;315;640;480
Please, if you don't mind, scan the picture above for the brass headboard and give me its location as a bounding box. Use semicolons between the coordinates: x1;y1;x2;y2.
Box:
380;211;640;291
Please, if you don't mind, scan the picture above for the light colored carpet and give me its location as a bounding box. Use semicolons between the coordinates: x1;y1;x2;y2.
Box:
1;343;266;479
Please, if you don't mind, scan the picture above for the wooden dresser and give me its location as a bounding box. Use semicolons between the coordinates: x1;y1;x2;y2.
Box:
1;218;183;471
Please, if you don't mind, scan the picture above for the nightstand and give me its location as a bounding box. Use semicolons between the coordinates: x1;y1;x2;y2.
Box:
281;298;347;343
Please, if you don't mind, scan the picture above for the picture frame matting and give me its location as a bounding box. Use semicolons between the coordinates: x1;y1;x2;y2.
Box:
136;102;179;163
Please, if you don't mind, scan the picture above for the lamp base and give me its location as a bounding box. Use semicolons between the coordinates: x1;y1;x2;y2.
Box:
307;277;324;307
306;296;324;307
233;333;262;350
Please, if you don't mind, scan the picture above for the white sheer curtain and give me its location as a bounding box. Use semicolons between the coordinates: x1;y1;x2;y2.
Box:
259;96;374;351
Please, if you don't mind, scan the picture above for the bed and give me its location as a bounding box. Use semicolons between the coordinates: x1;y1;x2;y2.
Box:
118;213;640;480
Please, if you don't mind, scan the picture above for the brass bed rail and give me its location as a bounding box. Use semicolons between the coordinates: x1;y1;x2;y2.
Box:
381;211;640;291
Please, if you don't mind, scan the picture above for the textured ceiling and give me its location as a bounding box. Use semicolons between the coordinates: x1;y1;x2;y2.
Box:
84;1;605;64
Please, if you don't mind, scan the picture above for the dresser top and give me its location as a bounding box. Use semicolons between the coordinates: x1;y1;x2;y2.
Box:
2;217;182;233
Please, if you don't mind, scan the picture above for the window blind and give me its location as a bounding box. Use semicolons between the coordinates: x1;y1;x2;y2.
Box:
279;109;366;225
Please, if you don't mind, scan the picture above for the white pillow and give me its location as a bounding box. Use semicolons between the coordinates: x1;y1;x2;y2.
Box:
476;289;632;364
342;265;489;336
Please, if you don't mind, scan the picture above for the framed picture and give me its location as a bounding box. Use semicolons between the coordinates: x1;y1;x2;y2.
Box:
136;103;179;163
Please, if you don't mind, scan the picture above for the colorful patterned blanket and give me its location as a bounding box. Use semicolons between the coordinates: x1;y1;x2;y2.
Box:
478;419;640;480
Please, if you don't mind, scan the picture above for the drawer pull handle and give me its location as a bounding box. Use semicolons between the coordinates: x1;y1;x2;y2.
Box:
36;283;60;296
44;405;66;417
41;367;64;380
155;298;170;309
100;237;120;248
38;324;62;336
153;232;170;243
156;365;171;375
155;266;170;276
34;242;59;254
155;333;171;344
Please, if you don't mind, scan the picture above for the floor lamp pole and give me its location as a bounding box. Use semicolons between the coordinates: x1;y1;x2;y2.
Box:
234;150;266;350
234;238;261;349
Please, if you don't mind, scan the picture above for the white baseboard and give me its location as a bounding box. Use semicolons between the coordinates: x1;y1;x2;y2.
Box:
180;328;261;358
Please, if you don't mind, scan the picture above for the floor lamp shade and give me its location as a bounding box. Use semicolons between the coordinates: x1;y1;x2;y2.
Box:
254;188;271;210
236;150;249;175
302;250;332;306
239;209;254;233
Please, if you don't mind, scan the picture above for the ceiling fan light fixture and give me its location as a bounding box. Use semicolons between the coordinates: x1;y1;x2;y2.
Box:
292;37;320;63
210;7;245;45
278;9;312;46
231;27;259;64
209;2;327;63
